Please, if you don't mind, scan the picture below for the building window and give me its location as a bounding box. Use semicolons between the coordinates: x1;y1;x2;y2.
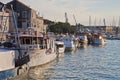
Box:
22;11;27;18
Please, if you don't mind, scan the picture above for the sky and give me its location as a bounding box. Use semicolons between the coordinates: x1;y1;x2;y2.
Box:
1;0;120;26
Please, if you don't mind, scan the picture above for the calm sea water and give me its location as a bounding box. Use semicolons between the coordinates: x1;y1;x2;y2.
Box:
12;40;120;80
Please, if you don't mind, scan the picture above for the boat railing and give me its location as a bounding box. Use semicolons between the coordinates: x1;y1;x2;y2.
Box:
21;44;46;50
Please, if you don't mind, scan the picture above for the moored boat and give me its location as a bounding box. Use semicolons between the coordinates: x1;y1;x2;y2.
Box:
78;33;88;45
61;36;76;51
92;34;106;45
15;29;57;68
55;40;65;56
0;42;30;80
0;5;30;79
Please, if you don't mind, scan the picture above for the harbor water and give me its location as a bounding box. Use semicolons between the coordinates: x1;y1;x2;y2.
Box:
11;40;120;80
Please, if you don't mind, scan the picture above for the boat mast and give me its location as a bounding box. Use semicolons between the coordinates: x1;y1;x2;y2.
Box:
11;5;22;55
89;16;91;26
112;17;116;27
118;16;120;27
94;17;96;27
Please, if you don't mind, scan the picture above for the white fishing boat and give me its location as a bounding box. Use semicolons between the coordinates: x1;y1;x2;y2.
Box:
17;29;57;68
0;5;30;80
61;36;76;51
0;44;30;80
55;40;65;55
0;23;29;80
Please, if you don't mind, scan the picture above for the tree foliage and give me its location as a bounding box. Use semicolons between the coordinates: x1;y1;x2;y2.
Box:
44;19;77;34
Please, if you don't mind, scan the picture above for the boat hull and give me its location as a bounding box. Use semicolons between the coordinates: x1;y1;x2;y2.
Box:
28;49;57;68
0;48;29;80
55;41;65;54
93;39;106;45
0;64;29;80
65;47;76;51
0;68;14;80
58;48;65;54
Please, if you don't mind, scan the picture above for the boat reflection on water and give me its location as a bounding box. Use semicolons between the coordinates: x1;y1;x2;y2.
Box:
28;65;53;80
80;43;88;49
28;57;63;80
9;61;56;80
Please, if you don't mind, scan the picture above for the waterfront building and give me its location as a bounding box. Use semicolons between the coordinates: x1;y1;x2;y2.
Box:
6;0;47;33
0;2;9;41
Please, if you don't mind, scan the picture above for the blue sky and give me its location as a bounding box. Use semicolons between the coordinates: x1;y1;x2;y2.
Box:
1;0;120;26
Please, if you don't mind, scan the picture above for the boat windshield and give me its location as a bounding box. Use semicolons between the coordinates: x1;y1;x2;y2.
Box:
56;44;64;48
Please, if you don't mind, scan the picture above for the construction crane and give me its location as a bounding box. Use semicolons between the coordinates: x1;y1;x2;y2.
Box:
73;15;77;27
73;15;77;26
73;14;80;33
65;12;68;23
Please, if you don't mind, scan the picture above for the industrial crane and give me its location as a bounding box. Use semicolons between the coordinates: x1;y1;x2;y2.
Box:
73;14;79;33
